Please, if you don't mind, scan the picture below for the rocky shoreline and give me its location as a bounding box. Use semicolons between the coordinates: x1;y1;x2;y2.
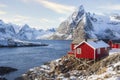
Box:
15;53;120;80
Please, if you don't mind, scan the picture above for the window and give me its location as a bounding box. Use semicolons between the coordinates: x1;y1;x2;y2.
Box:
77;48;81;54
97;48;100;54
119;45;120;48
105;47;108;51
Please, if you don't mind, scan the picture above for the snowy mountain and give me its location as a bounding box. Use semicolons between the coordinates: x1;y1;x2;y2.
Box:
50;5;120;43
0;20;17;40
0;20;55;40
17;25;55;40
1;5;120;41
17;24;38;40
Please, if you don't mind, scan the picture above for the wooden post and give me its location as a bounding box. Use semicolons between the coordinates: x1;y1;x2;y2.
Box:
94;49;96;64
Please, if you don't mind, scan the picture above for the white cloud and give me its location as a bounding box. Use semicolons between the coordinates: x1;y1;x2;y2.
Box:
20;0;33;3
0;15;54;29
1;15;31;25
40;18;55;23
94;12;105;16
99;5;120;11
58;17;66;22
13;15;30;22
0;10;7;15
0;3;7;8
40;18;49;23
21;0;30;3
35;0;75;14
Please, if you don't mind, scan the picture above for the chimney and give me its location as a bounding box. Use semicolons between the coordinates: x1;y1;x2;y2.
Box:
84;33;87;42
85;38;87;42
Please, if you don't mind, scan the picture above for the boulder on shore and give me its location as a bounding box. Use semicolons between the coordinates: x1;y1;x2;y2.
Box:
0;77;7;80
0;66;17;75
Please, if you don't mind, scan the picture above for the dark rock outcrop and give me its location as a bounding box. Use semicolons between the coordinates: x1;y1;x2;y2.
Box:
0;66;17;75
0;77;7;80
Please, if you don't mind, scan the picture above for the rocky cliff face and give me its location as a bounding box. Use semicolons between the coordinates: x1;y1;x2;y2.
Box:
50;5;120;43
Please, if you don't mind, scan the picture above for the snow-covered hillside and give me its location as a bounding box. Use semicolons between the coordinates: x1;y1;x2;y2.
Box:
0;20;16;40
50;5;120;42
0;20;55;40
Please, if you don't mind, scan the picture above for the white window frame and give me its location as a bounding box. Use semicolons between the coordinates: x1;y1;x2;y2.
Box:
97;48;100;54
105;47;108;51
77;48;81;54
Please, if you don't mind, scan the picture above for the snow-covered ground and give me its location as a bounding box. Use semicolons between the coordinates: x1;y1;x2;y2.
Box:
87;61;120;80
87;49;120;80
109;48;120;55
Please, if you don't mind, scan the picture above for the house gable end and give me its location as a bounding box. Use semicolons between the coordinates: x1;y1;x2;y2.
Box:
75;40;109;50
75;41;95;50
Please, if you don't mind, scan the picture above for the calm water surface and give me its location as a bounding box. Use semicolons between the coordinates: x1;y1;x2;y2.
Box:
0;40;71;80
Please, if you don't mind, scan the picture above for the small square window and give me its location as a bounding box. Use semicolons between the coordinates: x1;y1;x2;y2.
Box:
77;48;81;54
105;47;108;51
97;48;100;54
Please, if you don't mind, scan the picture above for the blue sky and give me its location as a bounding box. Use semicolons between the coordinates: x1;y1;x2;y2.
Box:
0;0;120;29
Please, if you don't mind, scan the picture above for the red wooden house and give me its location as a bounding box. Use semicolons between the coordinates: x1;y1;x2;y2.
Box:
68;40;109;59
108;40;120;48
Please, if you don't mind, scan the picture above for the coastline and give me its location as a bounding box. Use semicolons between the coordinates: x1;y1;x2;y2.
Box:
15;53;120;80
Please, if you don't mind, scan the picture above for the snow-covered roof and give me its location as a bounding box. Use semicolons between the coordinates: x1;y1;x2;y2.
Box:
87;40;109;48
75;40;109;49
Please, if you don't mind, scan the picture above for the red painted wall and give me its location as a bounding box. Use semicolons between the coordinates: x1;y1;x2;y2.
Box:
68;43;77;55
115;44;120;48
75;42;95;59
75;42;109;59
95;48;109;59
108;41;120;48
108;41;112;48
71;43;78;50
71;43;75;51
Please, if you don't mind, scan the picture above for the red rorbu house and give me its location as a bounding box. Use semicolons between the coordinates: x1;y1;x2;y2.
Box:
68;40;109;59
108;40;120;48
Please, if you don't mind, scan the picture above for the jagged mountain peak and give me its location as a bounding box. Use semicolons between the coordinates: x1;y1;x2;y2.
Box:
110;14;120;22
70;5;85;24
50;5;120;41
78;5;84;12
19;24;34;32
46;28;56;32
0;19;5;26
56;5;86;35
22;24;30;29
